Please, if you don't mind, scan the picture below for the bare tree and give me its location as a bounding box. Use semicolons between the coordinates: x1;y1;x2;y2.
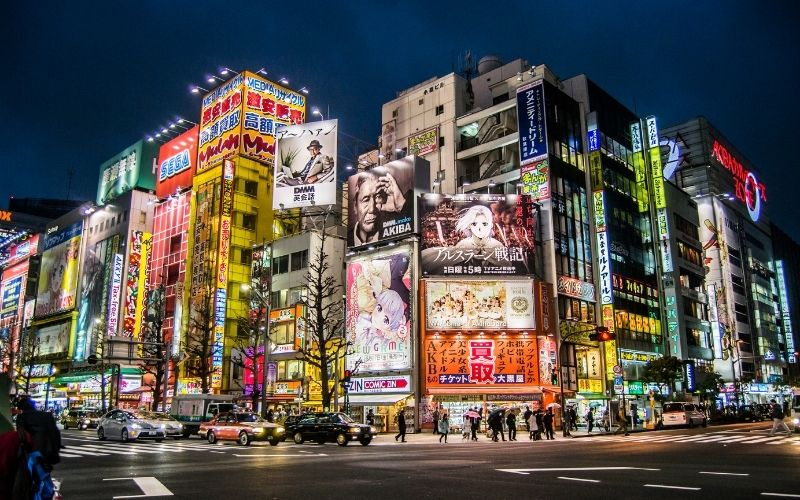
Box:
15;328;40;394
296;225;346;411
139;286;167;410
185;267;221;394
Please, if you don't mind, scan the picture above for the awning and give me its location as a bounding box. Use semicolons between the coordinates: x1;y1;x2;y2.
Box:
347;393;411;405
54;367;142;384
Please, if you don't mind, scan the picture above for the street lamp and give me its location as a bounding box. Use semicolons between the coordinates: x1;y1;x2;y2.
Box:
312;108;325;121
44;366;57;410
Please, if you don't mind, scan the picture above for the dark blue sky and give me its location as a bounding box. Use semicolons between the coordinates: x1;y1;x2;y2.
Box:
3;1;799;239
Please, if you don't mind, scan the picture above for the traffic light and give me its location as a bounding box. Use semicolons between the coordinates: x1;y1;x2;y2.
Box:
343;370;352;382
589;326;615;342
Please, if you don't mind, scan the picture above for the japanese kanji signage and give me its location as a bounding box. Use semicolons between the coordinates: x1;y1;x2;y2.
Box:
516;80;548;166
557;275;596;302
156;126;198;198
197;71;306;172
425;280;535;330
646;116;667;209
776;261;796;362
424;336;539;389
273;119;338;209
0;276;23;319
520;158;550;202
345;246;412;372
596;230;612;304
630;121;649;213
212;160;235;388
408;127;439;157
419;194;536;276
97;139;158;205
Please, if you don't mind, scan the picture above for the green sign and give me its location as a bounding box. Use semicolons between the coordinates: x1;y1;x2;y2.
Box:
96;140;158;205
626;380;644;395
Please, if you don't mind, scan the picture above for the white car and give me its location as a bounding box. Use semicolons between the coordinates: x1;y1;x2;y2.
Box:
97;409;166;442
661;402;707;428
134;411;184;439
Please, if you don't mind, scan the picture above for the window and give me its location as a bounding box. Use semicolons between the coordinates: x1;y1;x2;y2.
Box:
418;99;424;105
169;235;182;254
240;248;252;265
242;213;256;230
290;250;308;271
243;180;258;197
392;109;398;118
435;104;444;115
439;136;445;147
272;255;289;275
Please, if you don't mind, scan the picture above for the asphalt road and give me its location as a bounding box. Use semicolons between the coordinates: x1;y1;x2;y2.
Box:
55;423;799;500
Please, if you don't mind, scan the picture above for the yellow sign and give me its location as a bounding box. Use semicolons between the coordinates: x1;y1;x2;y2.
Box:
578;378;603;393
604;340;617;379
650;147;666;209
633;150;649;213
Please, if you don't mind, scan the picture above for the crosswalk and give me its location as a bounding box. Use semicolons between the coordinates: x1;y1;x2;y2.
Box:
599;430;799;446
58;436;268;459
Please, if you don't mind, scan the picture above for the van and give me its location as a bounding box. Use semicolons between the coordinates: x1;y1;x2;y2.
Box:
661;402;707;428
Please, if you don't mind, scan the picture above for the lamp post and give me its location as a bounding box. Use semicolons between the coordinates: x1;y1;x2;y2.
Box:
44;366;57;410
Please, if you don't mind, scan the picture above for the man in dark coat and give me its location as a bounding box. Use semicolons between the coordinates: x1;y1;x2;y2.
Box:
395;410;407;442
432;408;440;435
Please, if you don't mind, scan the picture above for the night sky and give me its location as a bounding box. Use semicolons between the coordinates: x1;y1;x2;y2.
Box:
3;1;799;240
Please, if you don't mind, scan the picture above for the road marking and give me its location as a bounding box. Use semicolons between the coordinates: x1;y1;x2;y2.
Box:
232;454;303;457
209;451;225;454
644;484;701;491
739;436;789;444
497;467;660;475
699;471;749;476
761;494;800;498
558;477;600;483
104;477;173;498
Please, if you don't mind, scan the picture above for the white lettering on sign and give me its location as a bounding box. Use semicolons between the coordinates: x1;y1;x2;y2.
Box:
348;375;410;394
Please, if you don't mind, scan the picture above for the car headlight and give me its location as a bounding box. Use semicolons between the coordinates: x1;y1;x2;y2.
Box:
793;418;799;425
131;423;141;430
370;426;377;434
252;427;265;433
276;427;285;434
349;427;361;434
177;423;183;430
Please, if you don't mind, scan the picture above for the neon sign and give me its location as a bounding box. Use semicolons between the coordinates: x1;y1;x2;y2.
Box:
711;140;766;222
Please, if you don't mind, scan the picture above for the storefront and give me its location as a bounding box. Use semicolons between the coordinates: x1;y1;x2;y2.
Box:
345;375;413;432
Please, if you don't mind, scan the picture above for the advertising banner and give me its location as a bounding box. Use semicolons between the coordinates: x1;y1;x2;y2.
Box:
516;80;548;166
419;194;536;276
212;160;235;388
520;158;550;202
97;139;158;205
646;116;667;209
346;158;416;248
424;336;539;389
107;253;124;336
380;121;396;162
198;74;244;172
0;234;38;268
156;126;199;198
425;280;535;330
348;375;411;394
122;231;151;338
0;275;23;319
557;276;596;302
345;247;412;372
408;127;438;157
35;222;82;317
273;119;338;209
35;321;71;357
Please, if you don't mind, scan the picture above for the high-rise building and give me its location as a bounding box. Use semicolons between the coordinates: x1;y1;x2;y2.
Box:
770;224;800;379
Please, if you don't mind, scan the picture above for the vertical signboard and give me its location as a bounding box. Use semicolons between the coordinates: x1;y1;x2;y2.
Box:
273;119;338;209
35;222;82;317
630;122;649;213
646;116;666;209
212;160;235;388
776;261;796;362
107;253;124;336
517;81;550;201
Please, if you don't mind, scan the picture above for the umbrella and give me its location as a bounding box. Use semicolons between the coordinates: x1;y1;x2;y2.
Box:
463;410;480;419
546;402;562;409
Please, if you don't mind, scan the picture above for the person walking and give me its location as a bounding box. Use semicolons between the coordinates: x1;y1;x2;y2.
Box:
535;410;544;441
395;410;407;442
523;406;532;434
366;409;375;426
432;408;440;435
562;407;572;437
489;410;506;442
438;413;449;443
470;408;480;441
586;407;595;434
767;399;792;437
614;406;629;436
506;410;517;441
543;408;555;440
528;411;539;441
569;406;578;431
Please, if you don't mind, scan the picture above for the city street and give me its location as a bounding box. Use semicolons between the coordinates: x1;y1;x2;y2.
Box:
55;422;800;499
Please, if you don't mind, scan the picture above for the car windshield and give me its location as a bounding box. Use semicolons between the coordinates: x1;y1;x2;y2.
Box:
136;411;172;421
333;413;355;424
236;413;263;423
663;403;685;412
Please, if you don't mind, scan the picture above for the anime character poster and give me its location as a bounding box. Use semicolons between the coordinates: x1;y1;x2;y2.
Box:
35;222;82;317
345;247;412;372
419;194;536;276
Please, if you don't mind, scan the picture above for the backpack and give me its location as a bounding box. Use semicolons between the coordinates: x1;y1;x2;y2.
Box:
16;411;62;466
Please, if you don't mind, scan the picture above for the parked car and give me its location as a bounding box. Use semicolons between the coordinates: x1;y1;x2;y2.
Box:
134;411;184;439
97;410;166;442
289;412;377;446
62;409;101;430
661;403;707;428
736;405;764;422
199;411;284;446
755;403;773;421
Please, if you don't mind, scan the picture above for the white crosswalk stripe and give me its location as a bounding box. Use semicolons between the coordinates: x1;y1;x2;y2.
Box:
599;431;797;446
59;439;238;459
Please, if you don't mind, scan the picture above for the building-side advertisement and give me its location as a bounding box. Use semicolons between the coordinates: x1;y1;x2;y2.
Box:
35;222;82;317
107;253;124;336
273;119;338;209
211;160;235;388
419;194;536;276
156;126;199;198
97;140;158;205
776;261;795;363
408;127;439;157
345;246;412;372
425;280;535;331
516;80;550;201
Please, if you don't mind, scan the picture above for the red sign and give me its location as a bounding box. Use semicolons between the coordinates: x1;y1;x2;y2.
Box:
156;126;199;198
711;139;766;221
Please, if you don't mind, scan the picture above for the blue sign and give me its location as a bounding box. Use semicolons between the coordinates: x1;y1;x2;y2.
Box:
587;129;600;153
683;361;696;392
516;81;548;166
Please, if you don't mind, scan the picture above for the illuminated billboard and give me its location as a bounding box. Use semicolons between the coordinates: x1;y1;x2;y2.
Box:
710;138;767;222
156;126;199;198
419;194;536;276
0;276;23;319
408;127;439;157
273;119;338;209
424;280;535;330
36;321;71;357
35;222;82;317
197;71;306;172
345;246;412;372
97;140;158;205
516;80;548;165
346;157;417;248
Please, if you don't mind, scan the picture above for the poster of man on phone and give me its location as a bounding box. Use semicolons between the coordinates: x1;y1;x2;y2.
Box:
273;119;338;209
419;194;536;276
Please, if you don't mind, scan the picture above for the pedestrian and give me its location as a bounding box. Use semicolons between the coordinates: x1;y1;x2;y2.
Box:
543;408;555;440
614;406;629;435
569;406;578;431
523;406;532;434
535;410;544;441
602;409;610;432
493;410;506;442
767;399;792;437
395;410;407;442
562;407;572;437
438;413;449;443
528;411;539;441
266;408;274;423
586;407;594;434
366;409;375;426
506;410;517;441
470;408;480;441
432;407;440;435
12;397;62;499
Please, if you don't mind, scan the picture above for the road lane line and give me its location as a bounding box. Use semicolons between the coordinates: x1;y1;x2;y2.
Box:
699;471;749;476
558;477;600;483
738;436;789;444
761;494;800;498
232;454;302;457
497;467;660;475
644;484;701;491
713;436;760;443
58;452;85;458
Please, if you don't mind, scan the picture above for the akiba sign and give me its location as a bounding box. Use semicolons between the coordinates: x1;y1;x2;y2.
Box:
711;139;767;222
